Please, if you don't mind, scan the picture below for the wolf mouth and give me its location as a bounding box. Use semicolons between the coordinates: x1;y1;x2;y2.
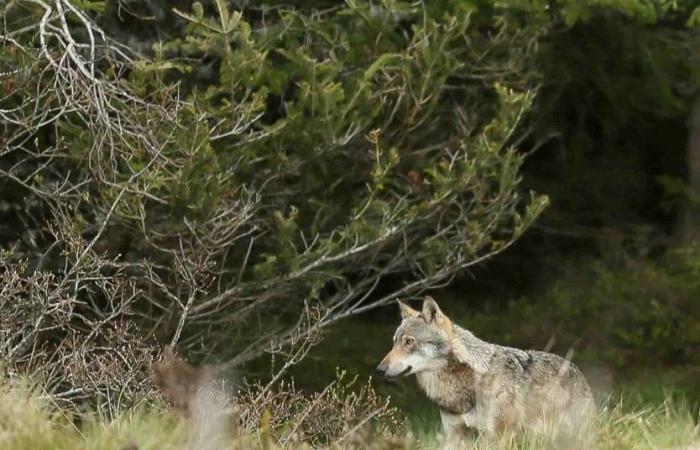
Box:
385;365;412;382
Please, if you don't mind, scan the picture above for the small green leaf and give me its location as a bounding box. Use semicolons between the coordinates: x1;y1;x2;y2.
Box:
193;2;204;19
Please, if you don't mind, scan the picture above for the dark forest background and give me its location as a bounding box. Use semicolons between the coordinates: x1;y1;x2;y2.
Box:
1;0;700;441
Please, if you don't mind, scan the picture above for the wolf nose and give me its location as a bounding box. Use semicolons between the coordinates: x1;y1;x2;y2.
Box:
375;362;388;375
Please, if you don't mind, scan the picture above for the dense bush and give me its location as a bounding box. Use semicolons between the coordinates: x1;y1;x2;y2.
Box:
1;0;547;412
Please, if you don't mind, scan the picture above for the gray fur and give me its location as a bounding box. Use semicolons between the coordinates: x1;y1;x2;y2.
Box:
377;297;595;447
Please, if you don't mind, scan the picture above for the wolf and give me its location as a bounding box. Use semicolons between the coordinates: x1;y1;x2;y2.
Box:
151;349;236;450
376;297;595;446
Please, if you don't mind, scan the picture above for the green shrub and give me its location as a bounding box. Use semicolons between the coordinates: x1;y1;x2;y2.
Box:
0;0;546;411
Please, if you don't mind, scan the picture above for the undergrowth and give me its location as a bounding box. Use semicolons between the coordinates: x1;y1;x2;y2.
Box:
1;377;698;450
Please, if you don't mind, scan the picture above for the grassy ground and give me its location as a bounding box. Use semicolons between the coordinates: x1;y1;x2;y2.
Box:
5;274;700;449
1;378;699;450
3;313;700;449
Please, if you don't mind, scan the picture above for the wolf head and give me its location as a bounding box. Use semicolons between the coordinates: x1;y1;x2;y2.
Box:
375;296;456;380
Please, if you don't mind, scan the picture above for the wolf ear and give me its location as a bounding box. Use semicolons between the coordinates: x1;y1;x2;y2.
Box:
422;296;447;324
398;300;419;319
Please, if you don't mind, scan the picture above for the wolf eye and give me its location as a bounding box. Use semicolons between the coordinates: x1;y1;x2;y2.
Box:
404;337;415;346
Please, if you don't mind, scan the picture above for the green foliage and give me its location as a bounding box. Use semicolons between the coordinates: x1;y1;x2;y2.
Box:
468;246;700;369
520;6;699;238
689;6;700;26
0;0;549;393
1;0;698;415
116;1;547;268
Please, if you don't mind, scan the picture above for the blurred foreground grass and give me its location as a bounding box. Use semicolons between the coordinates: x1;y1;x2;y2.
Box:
3;308;700;449
1;376;699;450
8;309;695;450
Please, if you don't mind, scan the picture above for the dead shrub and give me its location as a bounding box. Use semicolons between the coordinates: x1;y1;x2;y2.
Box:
150;352;403;448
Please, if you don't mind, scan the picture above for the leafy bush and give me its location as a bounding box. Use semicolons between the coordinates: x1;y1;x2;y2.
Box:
0;0;547;410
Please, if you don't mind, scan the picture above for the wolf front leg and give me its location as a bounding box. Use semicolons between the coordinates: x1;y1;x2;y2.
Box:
439;410;478;449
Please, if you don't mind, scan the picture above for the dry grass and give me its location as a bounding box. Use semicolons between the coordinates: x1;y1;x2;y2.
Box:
1;373;699;450
456;400;699;450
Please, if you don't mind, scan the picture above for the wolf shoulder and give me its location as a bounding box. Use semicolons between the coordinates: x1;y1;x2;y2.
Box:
489;345;590;390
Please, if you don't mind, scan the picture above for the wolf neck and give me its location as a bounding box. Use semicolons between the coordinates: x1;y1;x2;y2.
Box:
415;358;477;414
415;325;495;414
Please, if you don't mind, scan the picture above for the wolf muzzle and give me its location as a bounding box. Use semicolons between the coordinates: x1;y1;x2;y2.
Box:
375;362;412;381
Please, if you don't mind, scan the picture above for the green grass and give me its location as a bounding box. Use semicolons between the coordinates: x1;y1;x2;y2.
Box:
0;381;188;450
5;290;700;449
1;378;698;449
